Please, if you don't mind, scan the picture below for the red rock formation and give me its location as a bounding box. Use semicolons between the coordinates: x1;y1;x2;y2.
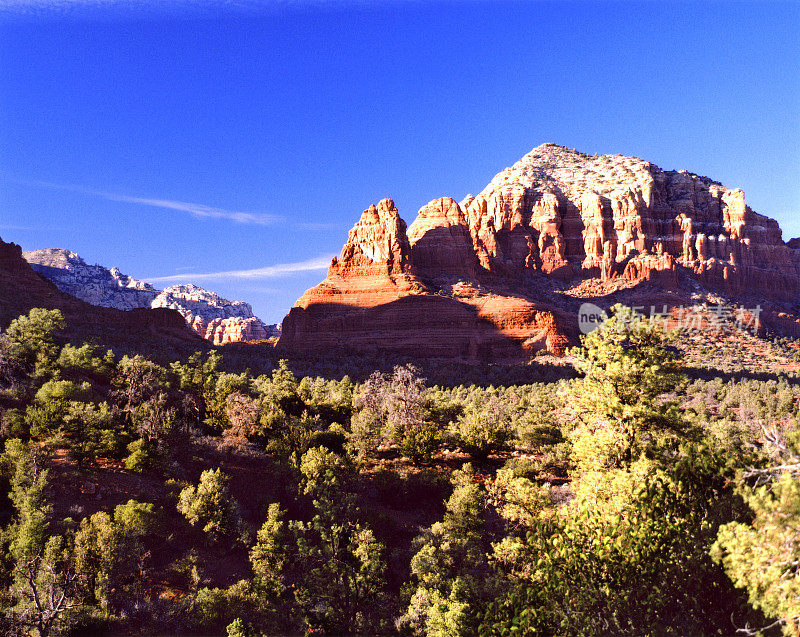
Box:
279;145;800;360
192;316;271;345
330;198;411;280
280;290;574;361
297;199;423;310
152;284;278;345
459;145;800;299
407;198;478;278
280;196;573;360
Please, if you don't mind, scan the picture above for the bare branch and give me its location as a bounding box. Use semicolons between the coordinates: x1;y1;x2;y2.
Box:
734;617;787;635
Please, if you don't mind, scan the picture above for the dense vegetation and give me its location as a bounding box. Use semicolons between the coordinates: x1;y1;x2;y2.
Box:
0;306;798;636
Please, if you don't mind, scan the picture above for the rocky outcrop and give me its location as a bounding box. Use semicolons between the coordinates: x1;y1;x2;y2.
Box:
303;199;423;310
281;293;573;359
407;198;478;278
281;196;574;360
23;250;279;344
461;144;800;297
152;285;278;345
22;248;158;310
193;316;274;345
279;144;800;360
330;198;411;279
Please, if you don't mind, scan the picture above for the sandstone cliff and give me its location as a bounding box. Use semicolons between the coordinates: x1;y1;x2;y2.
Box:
279;144;800;360
23;249;280;345
461;143;800;297
281;195;573;360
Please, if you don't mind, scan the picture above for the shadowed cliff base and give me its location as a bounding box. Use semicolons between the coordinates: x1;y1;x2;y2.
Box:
278;295;576;363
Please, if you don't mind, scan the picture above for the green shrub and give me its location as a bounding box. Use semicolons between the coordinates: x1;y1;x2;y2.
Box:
57;343;114;376
113;499;157;537
1;408;26;438
307;427;347;456
346;407;382;462
451;399;511;461
398;422;441;465
4;308;65;379
194;581;260;633
177;468;245;544
124;438;160;473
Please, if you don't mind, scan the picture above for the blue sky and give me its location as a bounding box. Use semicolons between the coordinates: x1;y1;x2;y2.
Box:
1;0;798;323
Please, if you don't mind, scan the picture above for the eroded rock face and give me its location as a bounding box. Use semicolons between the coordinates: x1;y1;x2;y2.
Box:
295;198;422;312
154;285;277;345
191;316;272;345
279;144;800;360
407;197;478;278
281;194;574;360
23;250;279;344
330;198;411;279
461;144;800;297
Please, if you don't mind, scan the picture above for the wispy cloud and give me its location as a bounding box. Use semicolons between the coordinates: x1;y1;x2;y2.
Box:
25;179;283;226
144;254;335;283
232;285;283;295
294;221;340;231
101;192;282;225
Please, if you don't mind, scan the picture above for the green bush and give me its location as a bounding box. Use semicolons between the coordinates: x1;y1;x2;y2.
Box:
113;499;158;537
346;407;382;462
4;308;65;379
398;422;441;465
193;581;262;633
483;447;758;635
177;468;245;544
451;398;511;461
307;427;347;456
124;438;160;473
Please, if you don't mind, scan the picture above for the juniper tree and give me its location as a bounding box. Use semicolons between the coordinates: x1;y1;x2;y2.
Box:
177;468;245;544
4;308;65;382
569;303;689;470
712;428;800;636
402;465;493;636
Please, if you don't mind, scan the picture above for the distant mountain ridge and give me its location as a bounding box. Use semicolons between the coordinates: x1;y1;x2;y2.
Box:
0;238;201;358
23;248;280;345
22;248;159;310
